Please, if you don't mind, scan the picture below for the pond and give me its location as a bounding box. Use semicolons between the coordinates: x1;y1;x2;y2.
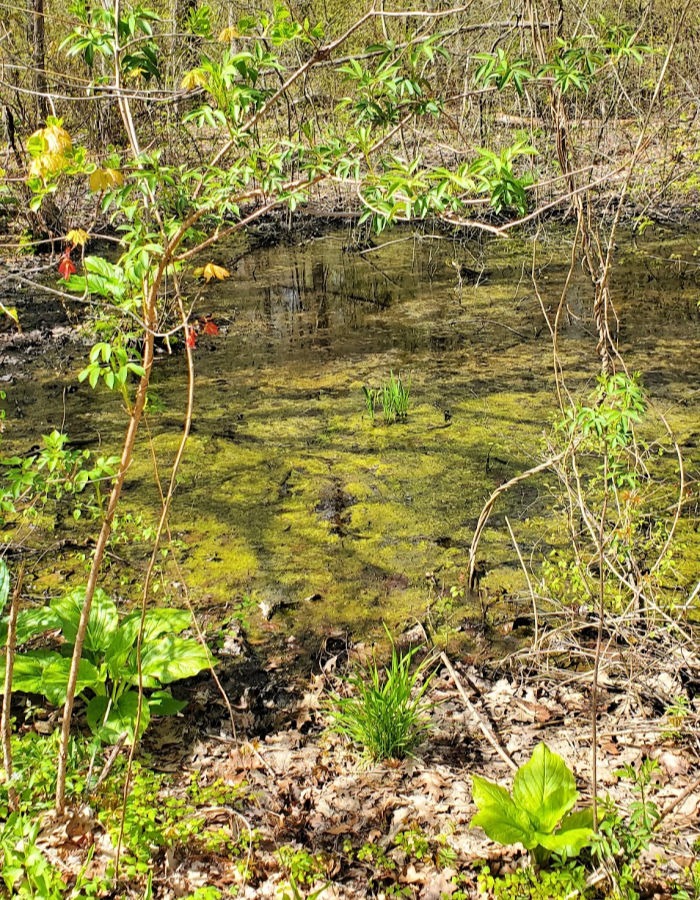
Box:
2;223;699;659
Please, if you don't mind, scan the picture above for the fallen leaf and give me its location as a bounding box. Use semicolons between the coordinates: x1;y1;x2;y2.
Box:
601;740;621;756
399;863;425;884
656;749;689;777
422;867;458;899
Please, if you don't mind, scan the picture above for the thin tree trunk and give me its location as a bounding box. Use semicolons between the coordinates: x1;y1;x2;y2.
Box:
1;564;25;814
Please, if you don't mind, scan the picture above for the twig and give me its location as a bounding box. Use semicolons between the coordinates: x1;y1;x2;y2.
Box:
88;733;127;796
1;563;25;813
657;773;700;825
505;517;539;650
468;453;565;590
439;651;517;771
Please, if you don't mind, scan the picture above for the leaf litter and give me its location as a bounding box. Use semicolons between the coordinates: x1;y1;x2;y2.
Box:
27;629;700;898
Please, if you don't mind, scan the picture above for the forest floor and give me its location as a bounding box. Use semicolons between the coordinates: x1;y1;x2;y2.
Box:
1;227;699;899
31;621;700;900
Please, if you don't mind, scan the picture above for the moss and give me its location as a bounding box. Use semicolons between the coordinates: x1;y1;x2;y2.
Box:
2;225;699;652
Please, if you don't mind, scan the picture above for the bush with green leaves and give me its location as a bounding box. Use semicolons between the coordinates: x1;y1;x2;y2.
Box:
327;639;433;761
593;759;662;900
0;730;109;898
0;811;67;899
471;742;594;868
0;585;213;743
0;430;118;526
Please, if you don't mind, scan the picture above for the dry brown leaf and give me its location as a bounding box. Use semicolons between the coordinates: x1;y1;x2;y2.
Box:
655;750;690;777
421;867;458;899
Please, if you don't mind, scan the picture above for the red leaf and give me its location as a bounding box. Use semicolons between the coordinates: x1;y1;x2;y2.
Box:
58;256;76;279
202;320;219;336
185;328;197;349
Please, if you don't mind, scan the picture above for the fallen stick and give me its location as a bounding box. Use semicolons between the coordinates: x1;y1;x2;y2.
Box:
439;651;518;772
468;452;565;590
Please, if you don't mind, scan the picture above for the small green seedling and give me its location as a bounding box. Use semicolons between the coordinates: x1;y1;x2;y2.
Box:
471;742;594;868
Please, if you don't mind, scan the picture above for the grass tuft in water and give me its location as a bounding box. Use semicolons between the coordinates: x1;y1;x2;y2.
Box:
381;371;410;424
362;385;379;422
363;372;410;424
327;637;433;761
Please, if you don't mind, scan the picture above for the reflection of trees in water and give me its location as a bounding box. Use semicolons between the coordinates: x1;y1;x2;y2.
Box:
258;254;394;345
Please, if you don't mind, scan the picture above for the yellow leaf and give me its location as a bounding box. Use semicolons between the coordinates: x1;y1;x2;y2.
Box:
89;168;125;192
181;69;208;91
28;152;69;179
43;122;72;155
1;304;19;325
201;262;230;283
218;26;239;42
27;124;72;168
66;228;89;247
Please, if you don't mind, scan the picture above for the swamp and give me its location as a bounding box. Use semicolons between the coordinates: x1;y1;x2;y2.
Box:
0;0;699;897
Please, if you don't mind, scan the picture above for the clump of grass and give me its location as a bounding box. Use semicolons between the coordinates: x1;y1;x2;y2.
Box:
327;639;433;761
381;371;410;423
362;372;410;425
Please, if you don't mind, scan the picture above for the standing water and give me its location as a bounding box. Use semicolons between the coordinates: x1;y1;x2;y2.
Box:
2;224;699;655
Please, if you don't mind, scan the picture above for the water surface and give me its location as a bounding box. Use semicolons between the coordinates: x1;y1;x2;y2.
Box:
3;223;699;650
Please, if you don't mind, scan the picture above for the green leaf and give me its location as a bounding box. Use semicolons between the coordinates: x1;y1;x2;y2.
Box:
142;608;193;638
537;827;595;857
40;655;103;705
106;609;199;682
471;775;535;848
512;742;578;833
14;605;61;644
0;650;59;694
87;690;151;744
547;806;595;855
103;617;139;681
138;634;213;685
148;688;187;716
51;587;118;656
0;559;9;613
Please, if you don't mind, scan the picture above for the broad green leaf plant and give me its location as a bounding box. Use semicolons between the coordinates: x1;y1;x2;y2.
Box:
0;587;211;743
471;742;594;868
